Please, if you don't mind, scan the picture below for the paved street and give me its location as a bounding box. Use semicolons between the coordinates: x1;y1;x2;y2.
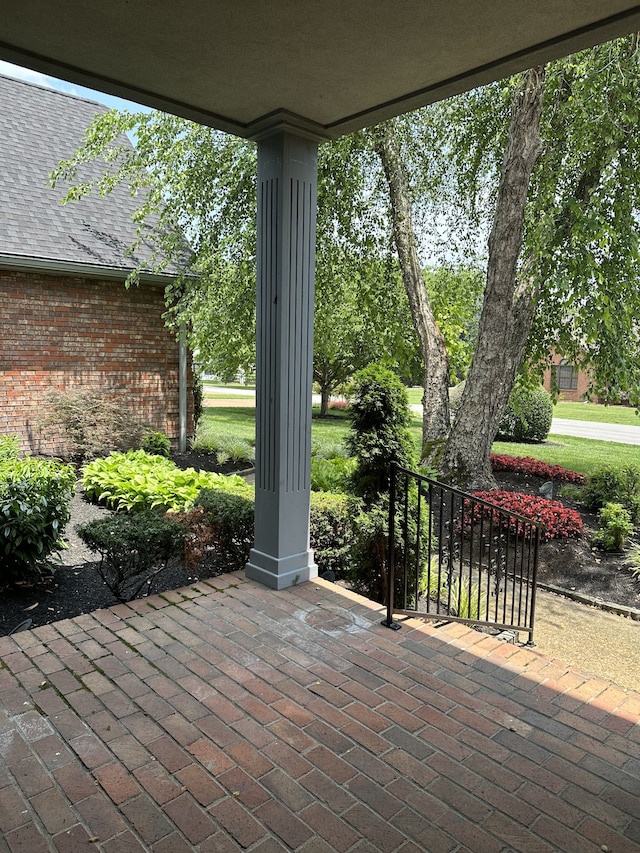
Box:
550;417;640;445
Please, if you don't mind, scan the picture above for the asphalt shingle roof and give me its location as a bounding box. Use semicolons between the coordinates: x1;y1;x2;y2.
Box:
0;74;165;274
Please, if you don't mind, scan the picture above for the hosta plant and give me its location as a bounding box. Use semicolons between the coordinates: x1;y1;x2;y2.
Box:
82;449;251;512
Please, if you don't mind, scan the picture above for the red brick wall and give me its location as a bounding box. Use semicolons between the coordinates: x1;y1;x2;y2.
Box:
542;352;592;403
0;269;193;454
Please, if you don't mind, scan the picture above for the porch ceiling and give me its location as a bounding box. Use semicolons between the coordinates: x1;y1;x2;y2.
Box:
2;2;640;139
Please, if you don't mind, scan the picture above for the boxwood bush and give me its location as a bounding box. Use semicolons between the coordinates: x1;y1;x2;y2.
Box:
309;492;353;578
172;485;354;577
193;488;255;568
0;454;76;588
497;383;553;443
76;509;186;601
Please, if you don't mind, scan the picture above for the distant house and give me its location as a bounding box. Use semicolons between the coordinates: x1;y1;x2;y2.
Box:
542;352;591;402
0;75;193;454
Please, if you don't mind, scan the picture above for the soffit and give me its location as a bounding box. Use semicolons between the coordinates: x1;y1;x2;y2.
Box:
1;1;640;139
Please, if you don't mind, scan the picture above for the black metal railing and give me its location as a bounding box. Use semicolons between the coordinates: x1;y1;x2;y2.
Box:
385;463;541;644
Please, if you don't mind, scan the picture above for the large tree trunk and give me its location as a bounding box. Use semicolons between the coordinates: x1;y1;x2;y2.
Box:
440;67;546;490
374;123;451;462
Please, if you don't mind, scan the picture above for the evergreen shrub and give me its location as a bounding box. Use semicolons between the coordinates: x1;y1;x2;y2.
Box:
345;364;418;603
581;464;640;523
194;488;255;568
497;383;553;442
346;364;416;503
76;510;186;602
0;456;76;587
309;492;352;579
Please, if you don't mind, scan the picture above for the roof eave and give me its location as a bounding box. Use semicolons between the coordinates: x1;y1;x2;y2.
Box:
0;254;176;286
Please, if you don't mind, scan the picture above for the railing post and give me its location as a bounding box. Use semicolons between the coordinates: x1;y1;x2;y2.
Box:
383;461;401;630
526;525;541;646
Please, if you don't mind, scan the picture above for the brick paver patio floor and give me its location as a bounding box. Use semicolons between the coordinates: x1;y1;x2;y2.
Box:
1;571;639;852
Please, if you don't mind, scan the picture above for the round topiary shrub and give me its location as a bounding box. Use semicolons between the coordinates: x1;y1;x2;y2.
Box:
497;383;553;443
76;509;186;602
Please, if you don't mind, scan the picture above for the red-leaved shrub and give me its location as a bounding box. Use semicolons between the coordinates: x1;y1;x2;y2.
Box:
490;453;585;485
467;490;583;541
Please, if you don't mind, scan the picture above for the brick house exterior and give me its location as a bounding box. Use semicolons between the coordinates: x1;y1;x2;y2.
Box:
542;351;592;402
0;75;192;455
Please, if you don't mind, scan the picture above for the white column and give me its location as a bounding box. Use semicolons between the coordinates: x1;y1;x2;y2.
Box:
245;127;319;589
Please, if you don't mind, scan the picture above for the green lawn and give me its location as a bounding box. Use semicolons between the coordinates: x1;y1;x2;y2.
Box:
494;435;638;476
552;401;640;426
406;387;423;406
200;404;636;478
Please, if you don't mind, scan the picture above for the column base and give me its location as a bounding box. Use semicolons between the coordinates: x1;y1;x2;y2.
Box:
245;548;318;590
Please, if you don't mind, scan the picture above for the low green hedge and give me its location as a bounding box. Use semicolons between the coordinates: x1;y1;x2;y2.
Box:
310;492;352;578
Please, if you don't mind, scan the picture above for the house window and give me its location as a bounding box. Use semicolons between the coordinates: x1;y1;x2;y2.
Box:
556;359;578;391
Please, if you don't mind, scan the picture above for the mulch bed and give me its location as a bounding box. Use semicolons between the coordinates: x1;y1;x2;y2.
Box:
1;455;638;634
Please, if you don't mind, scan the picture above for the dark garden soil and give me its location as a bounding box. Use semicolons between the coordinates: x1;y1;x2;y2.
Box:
1;454;639;634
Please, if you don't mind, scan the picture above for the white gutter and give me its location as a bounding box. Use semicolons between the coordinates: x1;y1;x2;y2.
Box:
178;328;188;453
0;253;174;285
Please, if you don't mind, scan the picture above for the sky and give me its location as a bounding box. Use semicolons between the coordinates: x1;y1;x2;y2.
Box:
0;60;149;113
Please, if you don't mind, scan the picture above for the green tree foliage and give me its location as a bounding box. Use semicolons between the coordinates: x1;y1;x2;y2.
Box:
51;116;411;405
434;36;640;405
424;266;484;383
53;36;640;489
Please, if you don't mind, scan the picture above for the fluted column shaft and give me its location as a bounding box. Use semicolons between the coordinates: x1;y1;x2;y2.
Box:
245;129;319;589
